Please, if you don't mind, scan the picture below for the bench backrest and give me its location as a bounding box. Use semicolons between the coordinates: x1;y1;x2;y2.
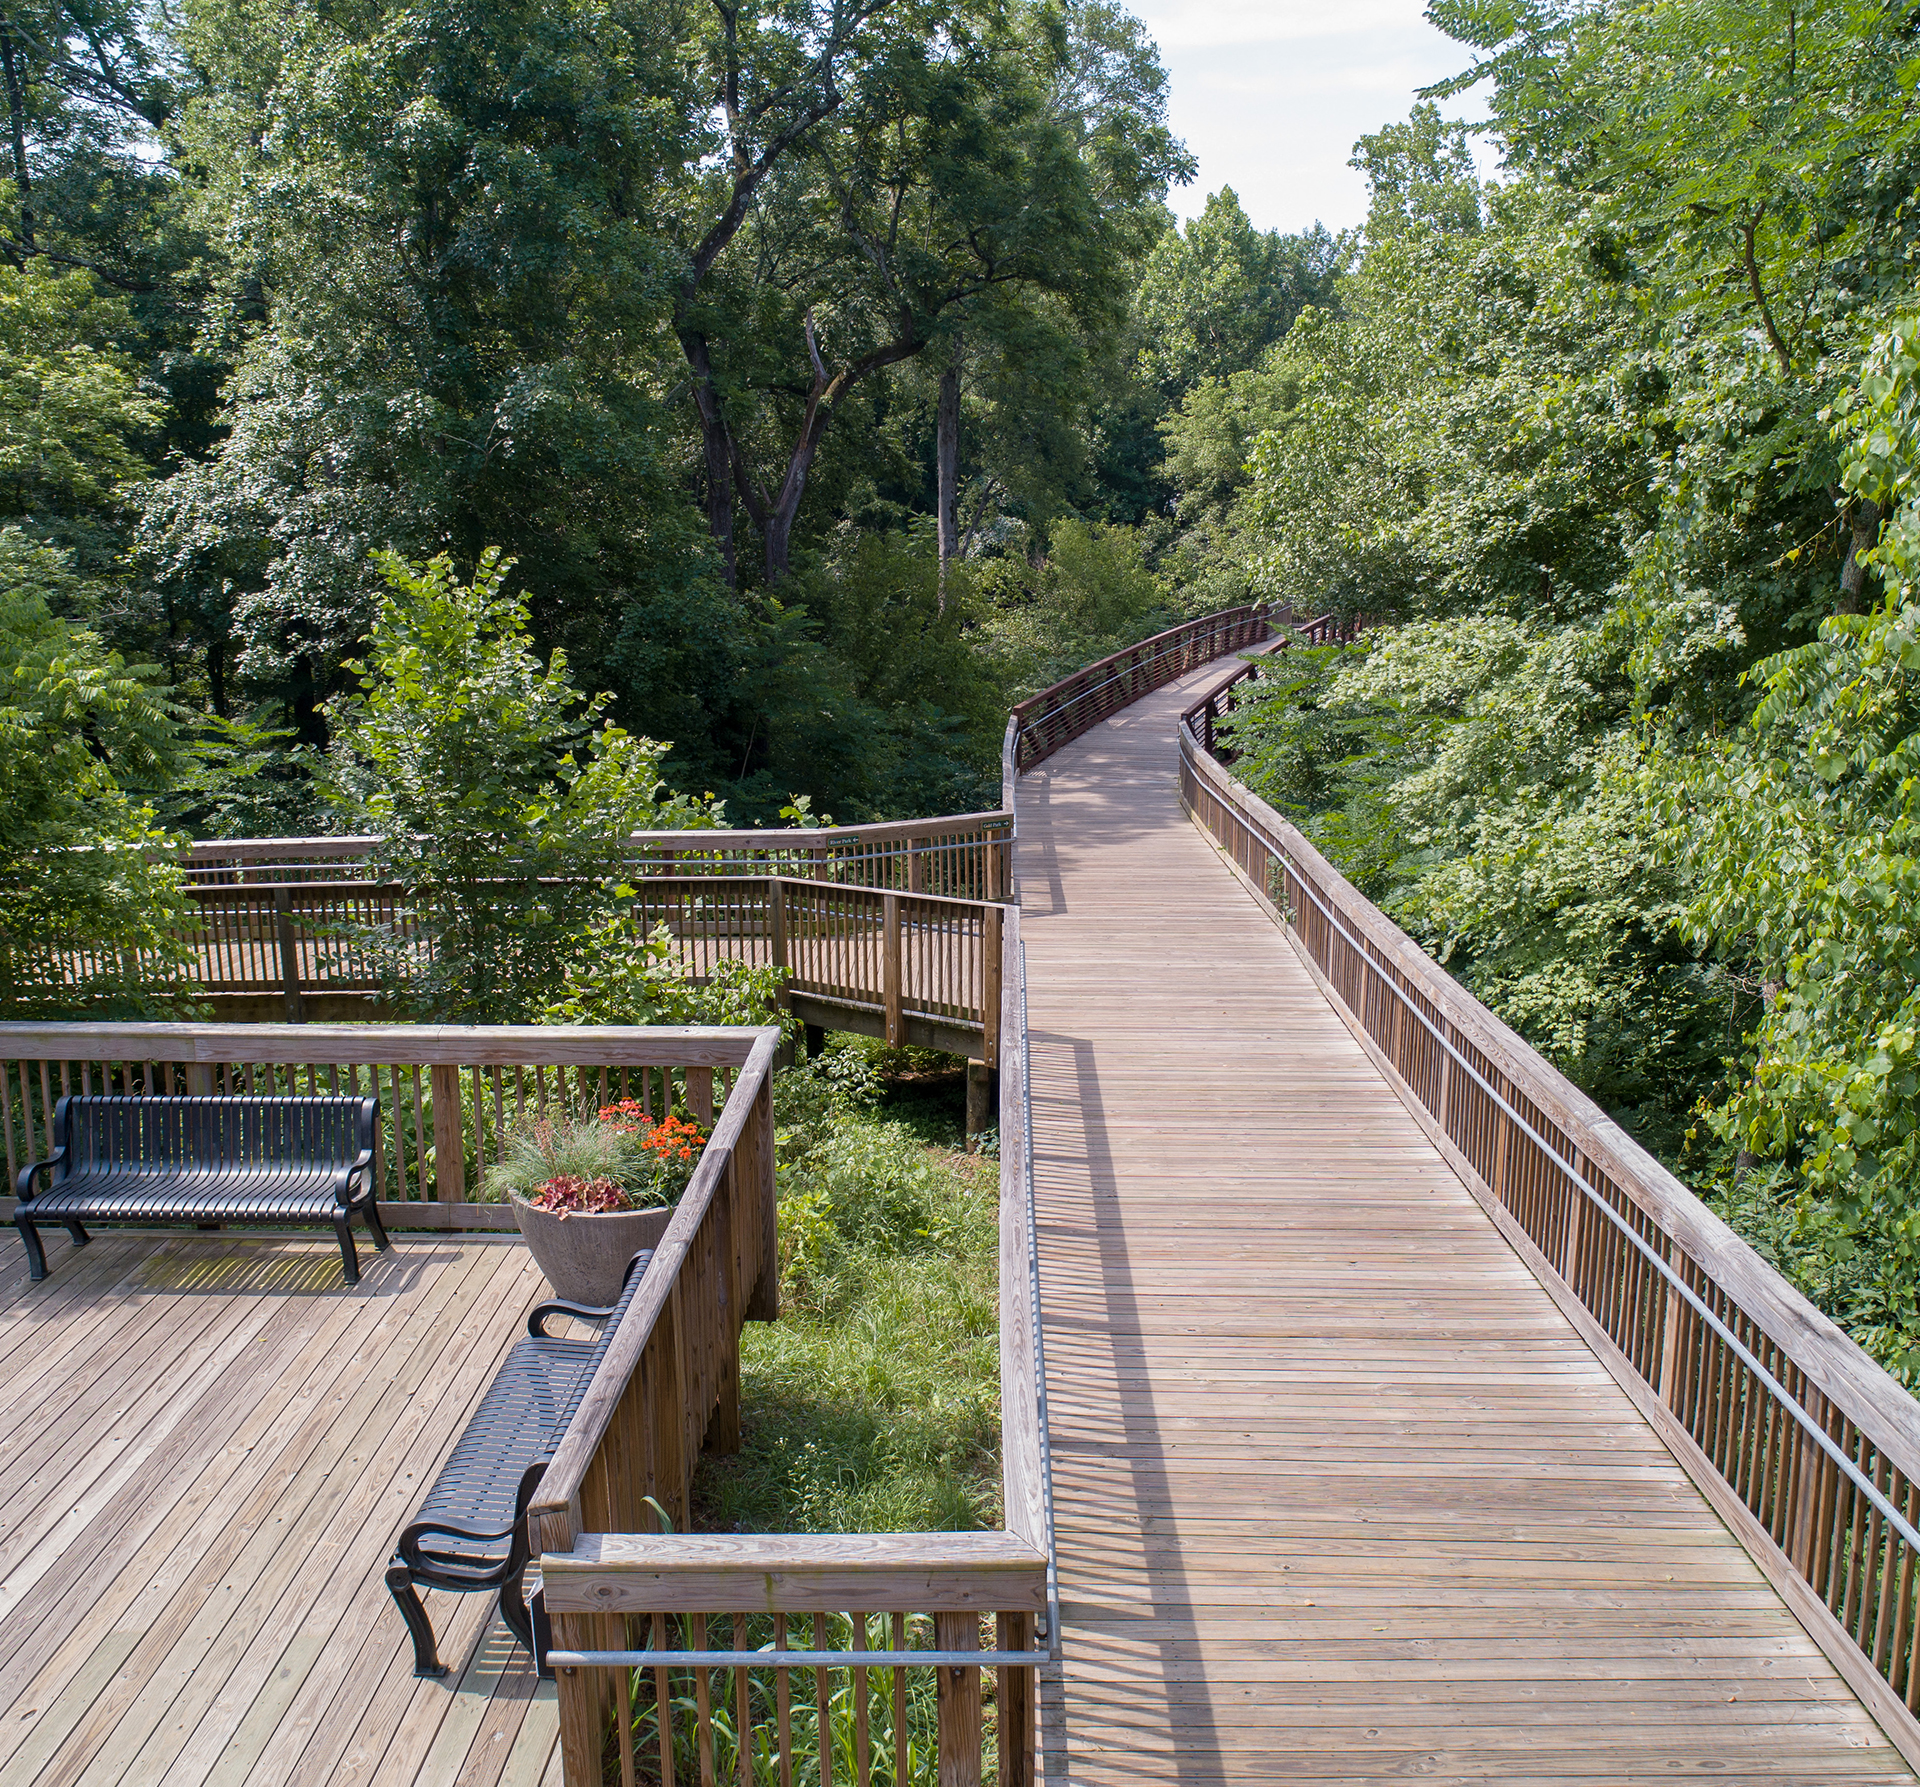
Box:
55;1095;378;1177
554;1249;656;1439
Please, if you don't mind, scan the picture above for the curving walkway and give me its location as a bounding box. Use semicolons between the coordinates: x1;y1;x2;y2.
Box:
1018;667;1912;1785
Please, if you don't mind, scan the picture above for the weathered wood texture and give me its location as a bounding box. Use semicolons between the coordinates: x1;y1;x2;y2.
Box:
177;813;1013;901
30;875;1003;1057
1182;650;1920;1758
1016;665;1916;1784
0;1229;564;1787
535;962;1044;1786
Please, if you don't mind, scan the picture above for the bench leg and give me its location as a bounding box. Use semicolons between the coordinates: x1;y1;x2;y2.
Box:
362;1199;392;1253
386;1563;449;1678
14;1214;46;1282
334;1215;361;1286
65;1220;90;1248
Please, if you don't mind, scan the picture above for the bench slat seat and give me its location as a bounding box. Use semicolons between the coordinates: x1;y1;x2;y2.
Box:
386;1249;654;1678
14;1095;389;1283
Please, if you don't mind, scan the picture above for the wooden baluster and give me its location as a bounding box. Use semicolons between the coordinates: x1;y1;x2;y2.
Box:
892;1613;907;1787
853;1612;871;1787
933;1611;979;1787
431;1063;464;1202
996;1612;1034;1787
734;1615;753;1787
687;1067;715;1125
814;1613;833;1787
882;893;902;1046
776;1615;793;1787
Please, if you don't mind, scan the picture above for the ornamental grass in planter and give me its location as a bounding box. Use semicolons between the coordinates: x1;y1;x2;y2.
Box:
484;1100;709;1304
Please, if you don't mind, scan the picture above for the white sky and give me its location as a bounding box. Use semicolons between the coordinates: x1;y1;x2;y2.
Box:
1126;0;1497;237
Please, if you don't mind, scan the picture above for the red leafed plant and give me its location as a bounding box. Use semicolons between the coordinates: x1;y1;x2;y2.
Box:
525;1173;633;1215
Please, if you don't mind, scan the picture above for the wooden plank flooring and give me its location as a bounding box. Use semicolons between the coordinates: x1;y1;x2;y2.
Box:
0;1230;562;1787
1017;669;1914;1785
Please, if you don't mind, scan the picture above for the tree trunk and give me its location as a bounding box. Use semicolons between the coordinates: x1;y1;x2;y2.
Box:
682;332;738;588
0;17;33;251
1837;496;1883;615
936;336;961;613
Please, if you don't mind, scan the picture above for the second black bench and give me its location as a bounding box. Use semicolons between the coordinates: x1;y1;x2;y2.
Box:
13;1094;389;1283
386;1248;655;1678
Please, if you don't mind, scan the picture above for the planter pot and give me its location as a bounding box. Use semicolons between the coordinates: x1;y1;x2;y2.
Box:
508;1195;673;1306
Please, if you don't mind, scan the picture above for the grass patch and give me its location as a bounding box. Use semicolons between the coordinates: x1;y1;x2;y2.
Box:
692;1039;1000;1534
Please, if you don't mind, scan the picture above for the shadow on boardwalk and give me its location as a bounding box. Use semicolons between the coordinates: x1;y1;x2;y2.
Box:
1018;664;1913;1786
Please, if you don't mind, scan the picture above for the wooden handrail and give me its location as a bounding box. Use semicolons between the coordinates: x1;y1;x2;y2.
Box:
1006;606;1275;772
1176;656;1920;1765
175;812;1014;899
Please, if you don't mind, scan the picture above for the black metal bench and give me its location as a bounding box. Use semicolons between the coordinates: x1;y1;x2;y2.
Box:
13;1094;389;1284
386;1249;654;1679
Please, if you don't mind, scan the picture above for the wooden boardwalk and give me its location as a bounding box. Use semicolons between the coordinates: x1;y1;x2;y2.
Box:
0;1231;561;1787
1016;669;1914;1784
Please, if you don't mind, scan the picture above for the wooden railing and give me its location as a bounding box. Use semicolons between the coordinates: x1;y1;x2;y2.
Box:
0;1022;777;1242
1006;607;1274;771
71;878;1004;1060
177;812;1013;901
534;906;1048;1787
1177;656;1920;1766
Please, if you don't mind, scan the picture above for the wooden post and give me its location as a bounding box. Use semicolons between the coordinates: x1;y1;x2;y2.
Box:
769;880;789;983
996;1612;1035;1787
555;1613;618;1787
431;1063;465;1202
272;886;305;1024
933;1611;981;1787
882;893;902;1047
965;1061;993;1150
186;1062;216;1096
981;906;1003;1069
706;1172;742;1454
686;1067;715;1125
746;1070;780;1322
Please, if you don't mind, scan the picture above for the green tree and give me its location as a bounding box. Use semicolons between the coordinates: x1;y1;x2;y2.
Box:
1133;188;1337;396
326;549;719;1022
1670;315;1920;1366
0;529;194;1017
669;0;1188;584
145;0;708;732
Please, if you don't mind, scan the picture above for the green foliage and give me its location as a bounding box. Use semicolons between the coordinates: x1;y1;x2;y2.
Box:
1133;188;1338;396
543;907;790;1034
1662;317;1920;1368
0;533;196;1016
326;548;719;1021
696;1059;998;1536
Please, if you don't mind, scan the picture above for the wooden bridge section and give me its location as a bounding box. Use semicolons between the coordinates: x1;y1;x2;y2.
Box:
1017;667;1914;1783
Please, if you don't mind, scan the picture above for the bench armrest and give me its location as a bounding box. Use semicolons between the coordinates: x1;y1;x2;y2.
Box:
332;1146;377;1208
397;1517;518;1581
15;1148;64;1203
527;1297;616;1337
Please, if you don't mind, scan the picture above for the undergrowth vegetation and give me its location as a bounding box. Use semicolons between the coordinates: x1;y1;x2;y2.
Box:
693;1040;1000;1535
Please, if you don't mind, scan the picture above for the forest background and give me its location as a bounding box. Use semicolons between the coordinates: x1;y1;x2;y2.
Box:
14;0;1920;1374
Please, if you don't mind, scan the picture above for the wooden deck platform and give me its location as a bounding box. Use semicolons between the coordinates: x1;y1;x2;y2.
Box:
0;1230;561;1787
1016;668;1915;1784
